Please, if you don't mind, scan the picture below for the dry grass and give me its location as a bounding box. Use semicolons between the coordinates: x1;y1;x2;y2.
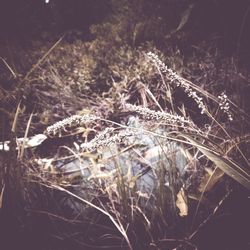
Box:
0;46;249;250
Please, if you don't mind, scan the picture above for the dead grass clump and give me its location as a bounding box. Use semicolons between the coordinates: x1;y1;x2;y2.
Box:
1;45;249;249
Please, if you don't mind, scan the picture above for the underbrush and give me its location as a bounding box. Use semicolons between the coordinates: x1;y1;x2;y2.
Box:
0;45;249;250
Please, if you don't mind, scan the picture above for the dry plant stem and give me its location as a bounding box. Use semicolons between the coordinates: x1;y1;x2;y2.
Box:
145;87;164;111
2;103;20;210
188;189;233;241
236;4;250;59
225;135;250;158
7;35;65;106
19;112;33;160
60;145;86;175
147;51;246;122
228;98;250;120
11;101;21;133
0;184;5;209
124;103;193;127
155;137;177;215
133;205;151;228
111;148;130;216
159;238;197;250
26;207;118;232
44;105;201;150
206;112;250;166
182;78;217;103
97;118;209;150
147;52;207;114
80;118;208;152
49;184;133;250
188;110;226;222
25;208;83;224
155;63;174;112
0;57;17;78
190;166;219;232
22;35;65;82
46;114;98;136
181;133;250;189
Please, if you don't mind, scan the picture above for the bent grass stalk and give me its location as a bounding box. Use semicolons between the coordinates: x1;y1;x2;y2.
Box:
21;49;248;249
47;182;133;250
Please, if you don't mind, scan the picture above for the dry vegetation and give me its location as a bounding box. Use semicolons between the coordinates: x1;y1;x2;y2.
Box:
0;1;250;250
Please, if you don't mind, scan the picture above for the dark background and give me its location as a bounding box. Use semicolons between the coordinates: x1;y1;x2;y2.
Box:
0;0;250;61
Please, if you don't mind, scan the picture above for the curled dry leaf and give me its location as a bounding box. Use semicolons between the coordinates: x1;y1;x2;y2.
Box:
176;187;188;217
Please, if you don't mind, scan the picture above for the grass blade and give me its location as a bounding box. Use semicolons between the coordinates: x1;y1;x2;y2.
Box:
179;134;250;190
